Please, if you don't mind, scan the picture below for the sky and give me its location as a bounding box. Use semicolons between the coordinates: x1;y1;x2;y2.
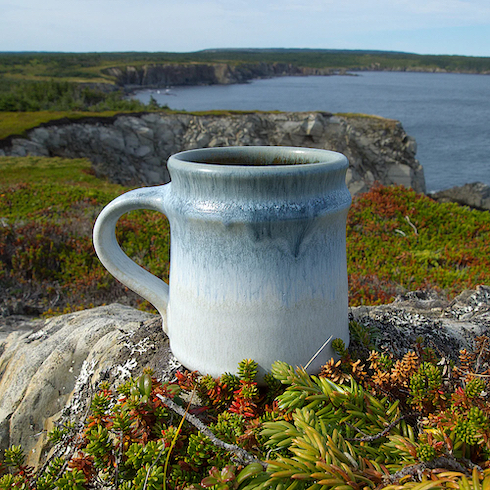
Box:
2;0;490;57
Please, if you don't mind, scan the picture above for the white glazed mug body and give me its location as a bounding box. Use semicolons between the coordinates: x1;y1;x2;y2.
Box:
93;146;351;379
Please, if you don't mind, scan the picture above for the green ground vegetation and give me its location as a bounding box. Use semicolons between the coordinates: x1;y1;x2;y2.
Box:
2;156;490;488
2;337;490;489
0;156;169;315
0;78;166;140
0;156;489;316
347;183;490;304
182;48;490;72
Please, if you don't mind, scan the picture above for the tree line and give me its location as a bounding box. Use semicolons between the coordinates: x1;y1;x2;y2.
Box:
0;79;160;112
2;49;490;75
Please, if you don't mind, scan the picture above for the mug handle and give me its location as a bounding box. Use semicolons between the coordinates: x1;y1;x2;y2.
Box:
93;186;170;329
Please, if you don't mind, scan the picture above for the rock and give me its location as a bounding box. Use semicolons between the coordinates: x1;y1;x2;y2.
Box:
350;285;490;361
0;304;177;467
430;182;490;211
1;287;489;468
0;111;426;196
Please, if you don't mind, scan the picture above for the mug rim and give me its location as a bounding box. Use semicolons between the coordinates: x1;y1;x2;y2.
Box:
168;146;348;174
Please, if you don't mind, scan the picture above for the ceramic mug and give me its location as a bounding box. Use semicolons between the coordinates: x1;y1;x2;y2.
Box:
93;146;351;379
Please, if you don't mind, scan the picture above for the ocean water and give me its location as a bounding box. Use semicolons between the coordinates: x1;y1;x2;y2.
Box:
133;72;490;192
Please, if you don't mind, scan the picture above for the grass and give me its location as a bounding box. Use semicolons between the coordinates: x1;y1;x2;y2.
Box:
334;113;400;129
0;111;123;140
335;112;392;119
0;156;120;187
1;72;114;85
1;156;489;317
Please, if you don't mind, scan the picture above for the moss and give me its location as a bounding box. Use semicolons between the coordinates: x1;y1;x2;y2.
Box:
0;111;122;140
0;156;122;190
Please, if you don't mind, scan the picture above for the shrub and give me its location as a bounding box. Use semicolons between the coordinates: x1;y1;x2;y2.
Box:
1;158;489;314
0;80;161;112
347;183;490;305
2;333;490;489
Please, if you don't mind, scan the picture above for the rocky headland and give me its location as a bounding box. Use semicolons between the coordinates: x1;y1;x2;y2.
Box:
4;109;489;208
0;111;425;196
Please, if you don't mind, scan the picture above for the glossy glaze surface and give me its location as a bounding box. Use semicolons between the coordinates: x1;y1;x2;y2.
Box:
93;146;351;378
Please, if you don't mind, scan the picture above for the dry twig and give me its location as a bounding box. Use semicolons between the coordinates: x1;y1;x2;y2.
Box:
345;413;421;442
156;394;267;469
383;456;474;485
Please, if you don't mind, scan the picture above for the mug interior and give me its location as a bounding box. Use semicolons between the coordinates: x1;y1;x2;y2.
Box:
173;147;326;167
192;156;319;166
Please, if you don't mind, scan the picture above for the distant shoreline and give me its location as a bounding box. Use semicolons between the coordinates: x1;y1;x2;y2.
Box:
117;64;490;94
1;49;490;89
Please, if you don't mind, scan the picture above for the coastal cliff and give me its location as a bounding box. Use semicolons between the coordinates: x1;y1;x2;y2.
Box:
103;61;490;90
104;62;344;88
0;111;425;195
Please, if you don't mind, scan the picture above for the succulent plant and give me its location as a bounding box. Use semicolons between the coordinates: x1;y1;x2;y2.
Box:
3;331;490;489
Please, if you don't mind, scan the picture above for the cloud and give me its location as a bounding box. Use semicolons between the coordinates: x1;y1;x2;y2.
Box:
399;0;490;18
265;0;490;27
1;0;490;54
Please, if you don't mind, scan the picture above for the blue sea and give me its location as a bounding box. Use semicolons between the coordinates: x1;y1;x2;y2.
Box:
133;72;490;192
